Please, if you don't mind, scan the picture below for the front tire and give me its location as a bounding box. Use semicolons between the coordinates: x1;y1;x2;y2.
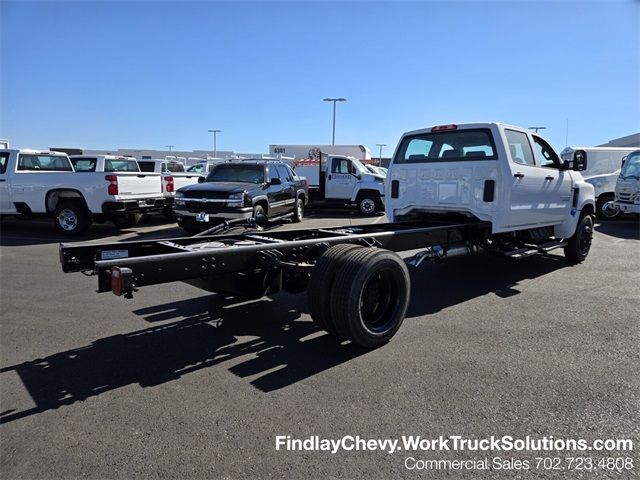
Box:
357;193;381;216
564;213;594;263
53;202;91;236
253;204;268;226
595;195;620;220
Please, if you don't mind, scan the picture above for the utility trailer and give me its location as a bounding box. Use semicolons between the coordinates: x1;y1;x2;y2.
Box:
59;122;596;348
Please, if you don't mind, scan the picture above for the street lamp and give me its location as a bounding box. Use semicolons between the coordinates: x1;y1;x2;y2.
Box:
165;145;175;153
323;98;347;145
375;143;387;166
528;126;546;133
208;129;221;157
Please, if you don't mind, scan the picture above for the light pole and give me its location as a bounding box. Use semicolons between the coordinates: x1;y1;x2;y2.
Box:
528;126;546;133
376;143;386;166
208;129;221;157
323;98;346;145
165;145;175;153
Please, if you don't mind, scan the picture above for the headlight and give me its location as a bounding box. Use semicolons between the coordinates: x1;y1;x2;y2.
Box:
374;177;385;184
174;191;185;206
228;192;244;200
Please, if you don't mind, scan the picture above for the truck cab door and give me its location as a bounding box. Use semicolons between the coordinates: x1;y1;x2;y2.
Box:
504;130;572;227
0;152;14;213
325;157;357;200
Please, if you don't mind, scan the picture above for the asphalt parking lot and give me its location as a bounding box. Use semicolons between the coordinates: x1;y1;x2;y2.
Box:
1;213;638;479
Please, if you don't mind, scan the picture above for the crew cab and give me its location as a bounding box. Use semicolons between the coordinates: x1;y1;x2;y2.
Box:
386;123;594;247
136;159;200;217
0;149;165;234
614;150;640;215
173;160;308;233
294;155;385;214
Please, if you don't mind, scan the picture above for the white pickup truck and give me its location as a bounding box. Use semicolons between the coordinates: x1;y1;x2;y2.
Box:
294;155;386;214
136;159;201;217
0;150;165;235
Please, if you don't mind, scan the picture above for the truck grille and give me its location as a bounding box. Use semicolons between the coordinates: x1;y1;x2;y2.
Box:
184;201;227;213
616;192;633;203
183;191;228;199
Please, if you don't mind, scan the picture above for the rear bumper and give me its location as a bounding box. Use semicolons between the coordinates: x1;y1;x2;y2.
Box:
102;198;167;215
614;202;640;214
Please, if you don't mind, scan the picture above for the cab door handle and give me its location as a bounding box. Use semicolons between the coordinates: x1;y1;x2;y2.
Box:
545;175;555;181
513;172;524;179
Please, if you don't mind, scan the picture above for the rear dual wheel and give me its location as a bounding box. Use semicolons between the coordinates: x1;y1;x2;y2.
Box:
308;245;410;348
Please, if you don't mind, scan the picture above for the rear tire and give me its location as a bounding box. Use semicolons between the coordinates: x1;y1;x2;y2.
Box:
564;213;594;263
329;247;410;348
292;197;304;223
307;244;363;337
595;195;620;220
53;202;91;236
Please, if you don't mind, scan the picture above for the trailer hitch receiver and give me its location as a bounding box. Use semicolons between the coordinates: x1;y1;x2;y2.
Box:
111;267;134;298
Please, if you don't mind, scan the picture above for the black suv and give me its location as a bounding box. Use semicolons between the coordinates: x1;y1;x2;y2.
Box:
173;160;308;233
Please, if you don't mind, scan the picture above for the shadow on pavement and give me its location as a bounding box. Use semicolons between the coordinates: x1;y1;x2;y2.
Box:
0;293;366;425
406;253;569;317
594;218;639;240
0;216;183;246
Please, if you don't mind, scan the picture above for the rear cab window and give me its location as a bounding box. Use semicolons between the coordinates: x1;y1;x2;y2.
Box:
17;154;73;171
166;162;185;173
137;161;156;172
105;159;140;172
70;157;97;172
395;128;498;163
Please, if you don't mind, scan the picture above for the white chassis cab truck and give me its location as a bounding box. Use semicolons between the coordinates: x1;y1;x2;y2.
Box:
560;147;638;220
1;150;165;234
60;122;595;349
294;155;385;215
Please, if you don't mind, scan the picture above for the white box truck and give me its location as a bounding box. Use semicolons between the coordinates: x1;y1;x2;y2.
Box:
560;147;638;219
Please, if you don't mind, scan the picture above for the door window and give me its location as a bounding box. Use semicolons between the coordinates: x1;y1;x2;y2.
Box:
532;136;561;168
332;158;351;174
70;158;97;172
17;154;73;171
268;166;279;183
276;165;291;181
137;161;155;172
1;152;10;173
505;129;535;166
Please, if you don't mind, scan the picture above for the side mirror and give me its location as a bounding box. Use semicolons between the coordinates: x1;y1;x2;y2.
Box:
269;178;282;185
198;176;205;183
573;151;587;171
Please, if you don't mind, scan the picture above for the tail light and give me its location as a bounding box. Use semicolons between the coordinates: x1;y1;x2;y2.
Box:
105;175;118;195
431;124;458;132
111;266;133;297
165;176;174;193
304;179;309;189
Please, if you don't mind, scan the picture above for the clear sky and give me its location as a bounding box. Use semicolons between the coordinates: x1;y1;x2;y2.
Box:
1;0;638;156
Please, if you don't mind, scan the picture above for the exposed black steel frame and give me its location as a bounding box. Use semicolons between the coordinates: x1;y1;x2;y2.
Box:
60;220;490;296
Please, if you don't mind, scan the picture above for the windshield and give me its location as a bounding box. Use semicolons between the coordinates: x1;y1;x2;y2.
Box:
395;128;497;163
350;158;368;174
620;152;640;179
105;159;140;172
206;164;265;183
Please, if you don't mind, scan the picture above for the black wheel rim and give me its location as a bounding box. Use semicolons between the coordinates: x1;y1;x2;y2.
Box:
358;267;401;333
579;219;593;256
